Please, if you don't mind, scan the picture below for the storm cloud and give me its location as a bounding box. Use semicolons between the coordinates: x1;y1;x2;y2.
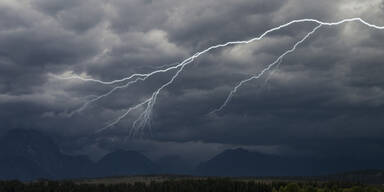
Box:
0;0;384;165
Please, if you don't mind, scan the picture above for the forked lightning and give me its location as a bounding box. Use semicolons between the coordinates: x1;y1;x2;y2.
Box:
54;18;384;134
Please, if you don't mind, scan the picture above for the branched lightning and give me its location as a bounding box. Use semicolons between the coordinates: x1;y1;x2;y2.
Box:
54;17;384;134
70;77;145;116
211;24;322;113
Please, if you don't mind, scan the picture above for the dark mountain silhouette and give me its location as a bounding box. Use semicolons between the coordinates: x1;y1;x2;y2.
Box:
0;129;159;180
0;156;48;181
196;148;384;177
1;129;383;180
96;149;159;177
0;129;93;180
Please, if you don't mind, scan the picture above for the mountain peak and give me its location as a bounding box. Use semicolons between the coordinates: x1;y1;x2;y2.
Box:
0;129;60;157
224;148;249;153
96;149;159;176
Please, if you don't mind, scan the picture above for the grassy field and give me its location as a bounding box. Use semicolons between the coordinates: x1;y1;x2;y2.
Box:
1;175;383;192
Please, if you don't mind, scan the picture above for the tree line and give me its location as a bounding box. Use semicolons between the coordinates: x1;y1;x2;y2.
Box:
0;178;383;192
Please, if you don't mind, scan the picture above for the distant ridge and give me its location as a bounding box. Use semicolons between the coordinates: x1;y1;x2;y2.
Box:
0;129;159;180
196;148;384;177
0;130;383;181
96;149;159;177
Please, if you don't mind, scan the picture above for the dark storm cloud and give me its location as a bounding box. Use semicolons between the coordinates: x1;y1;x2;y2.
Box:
32;0;105;33
0;0;384;164
0;1;101;95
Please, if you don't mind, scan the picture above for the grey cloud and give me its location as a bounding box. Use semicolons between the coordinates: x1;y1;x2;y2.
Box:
0;0;384;165
32;0;105;33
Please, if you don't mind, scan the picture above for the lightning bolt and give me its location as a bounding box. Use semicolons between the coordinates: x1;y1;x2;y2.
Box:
55;17;384;134
211;24;322;113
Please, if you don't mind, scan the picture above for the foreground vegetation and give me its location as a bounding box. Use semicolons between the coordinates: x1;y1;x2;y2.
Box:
0;178;383;192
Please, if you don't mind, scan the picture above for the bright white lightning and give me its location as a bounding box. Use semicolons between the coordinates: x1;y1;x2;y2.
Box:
69;77;145;116
55;17;384;134
96;98;151;133
211;24;322;113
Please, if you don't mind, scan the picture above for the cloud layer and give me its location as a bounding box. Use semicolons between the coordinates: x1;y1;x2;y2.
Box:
0;0;384;164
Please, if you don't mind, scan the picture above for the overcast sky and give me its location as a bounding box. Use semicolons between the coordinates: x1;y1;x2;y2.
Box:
0;0;384;165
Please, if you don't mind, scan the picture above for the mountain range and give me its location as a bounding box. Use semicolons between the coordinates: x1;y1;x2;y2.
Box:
196;148;384;176
0;129;159;180
0;129;383;181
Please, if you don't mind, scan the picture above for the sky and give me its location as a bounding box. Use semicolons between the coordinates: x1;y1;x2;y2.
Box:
0;0;384;166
